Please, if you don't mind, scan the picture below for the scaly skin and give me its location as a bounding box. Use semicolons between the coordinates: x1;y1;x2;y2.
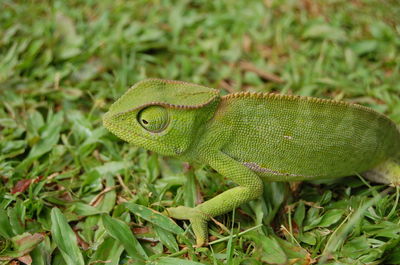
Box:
103;79;400;246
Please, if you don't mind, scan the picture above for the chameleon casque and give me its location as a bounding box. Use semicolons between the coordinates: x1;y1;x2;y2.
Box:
103;79;400;246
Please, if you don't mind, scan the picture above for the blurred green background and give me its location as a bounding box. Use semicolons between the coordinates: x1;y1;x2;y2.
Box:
1;0;400;264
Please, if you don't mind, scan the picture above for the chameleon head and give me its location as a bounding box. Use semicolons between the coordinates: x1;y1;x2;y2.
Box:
103;79;220;156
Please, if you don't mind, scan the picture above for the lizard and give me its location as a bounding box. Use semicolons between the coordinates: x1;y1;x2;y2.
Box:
103;78;400;247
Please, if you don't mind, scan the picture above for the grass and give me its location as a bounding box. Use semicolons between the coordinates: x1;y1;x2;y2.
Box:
1;0;400;264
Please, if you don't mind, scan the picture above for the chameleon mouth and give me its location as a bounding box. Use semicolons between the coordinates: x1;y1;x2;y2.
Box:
103;114;142;140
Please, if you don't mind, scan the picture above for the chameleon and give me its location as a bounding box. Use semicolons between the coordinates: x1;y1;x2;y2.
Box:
103;78;400;246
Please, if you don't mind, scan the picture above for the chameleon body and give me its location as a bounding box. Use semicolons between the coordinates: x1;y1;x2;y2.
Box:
103;79;400;246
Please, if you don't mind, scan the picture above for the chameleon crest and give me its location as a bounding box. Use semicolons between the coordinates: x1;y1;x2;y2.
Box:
104;79;400;247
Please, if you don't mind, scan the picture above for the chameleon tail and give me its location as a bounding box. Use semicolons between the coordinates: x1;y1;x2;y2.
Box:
363;159;400;186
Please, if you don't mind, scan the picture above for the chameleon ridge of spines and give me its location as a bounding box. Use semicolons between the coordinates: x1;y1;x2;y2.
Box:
113;98;221;116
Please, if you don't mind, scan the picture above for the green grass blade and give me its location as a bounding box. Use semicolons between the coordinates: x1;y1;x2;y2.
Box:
125;202;184;234
153;225;179;253
101;214;147;261
151;257;204;265
89;236;124;265
50;208;85;265
0;208;14;239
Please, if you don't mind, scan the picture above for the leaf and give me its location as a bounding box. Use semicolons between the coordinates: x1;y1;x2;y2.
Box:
341;236;370;259
256;234;287;264
26;110;44;136
13;233;44;253
30;238;52;265
8;201;26;235
125;202;184;234
55;12;83;59
1;140;26;155
18;254;32;265
294;201;305;228
298;232;317;245
50;208;85;265
69;202;105;217
363;221;400;239
245;233;287;264
262;182;287;224
149;257;204;265
246;232;313;264
27;111;64;159
101;215;147;260
387;243;400;264
0;208;14;239
318;209;345;227
11;179;35;194
303;23;347;41
0;118;17;128
97;175;117;213
351;40;379;55
16;111;64;172
1;233;45;259
94;161;130;176
89;237;124;265
153;225;179;253
276;235;314;263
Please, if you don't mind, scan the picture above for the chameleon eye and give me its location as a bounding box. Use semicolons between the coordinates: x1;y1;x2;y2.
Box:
137;106;169;133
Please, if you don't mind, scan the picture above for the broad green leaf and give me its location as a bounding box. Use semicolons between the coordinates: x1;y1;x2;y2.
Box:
351;40;379;55
52;250;68;265
50;208;85;265
298;232;317;245
82;175;116;242
294;201;305;228
318;209;345;227
125;202;184;234
303;23;347;41
68;202;105;217
101;215;147;260
387;244;400;264
7;201;26;235
262;182;287;224
0;209;13;239
153;225;179;253
26;111;64;159
97;175;117;212
363;221;400;239
276;235;312;262
55;12;83;59
16;111;64;172
31;238;52;265
149;257;204;265
89;236;124;265
250;234;287;264
26;110;44;138
341;236;370;259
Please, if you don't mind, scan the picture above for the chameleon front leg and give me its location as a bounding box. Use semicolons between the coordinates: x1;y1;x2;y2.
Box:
166;151;263;246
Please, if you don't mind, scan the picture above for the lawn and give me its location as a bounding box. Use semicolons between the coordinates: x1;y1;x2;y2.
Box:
1;0;400;264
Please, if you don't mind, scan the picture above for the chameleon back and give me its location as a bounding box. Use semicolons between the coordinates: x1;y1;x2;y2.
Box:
210;92;400;181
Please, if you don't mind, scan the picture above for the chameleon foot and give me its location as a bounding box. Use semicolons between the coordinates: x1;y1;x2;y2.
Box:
165;206;209;247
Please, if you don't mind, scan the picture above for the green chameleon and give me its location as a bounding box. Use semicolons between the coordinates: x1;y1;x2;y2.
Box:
103;78;400;246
